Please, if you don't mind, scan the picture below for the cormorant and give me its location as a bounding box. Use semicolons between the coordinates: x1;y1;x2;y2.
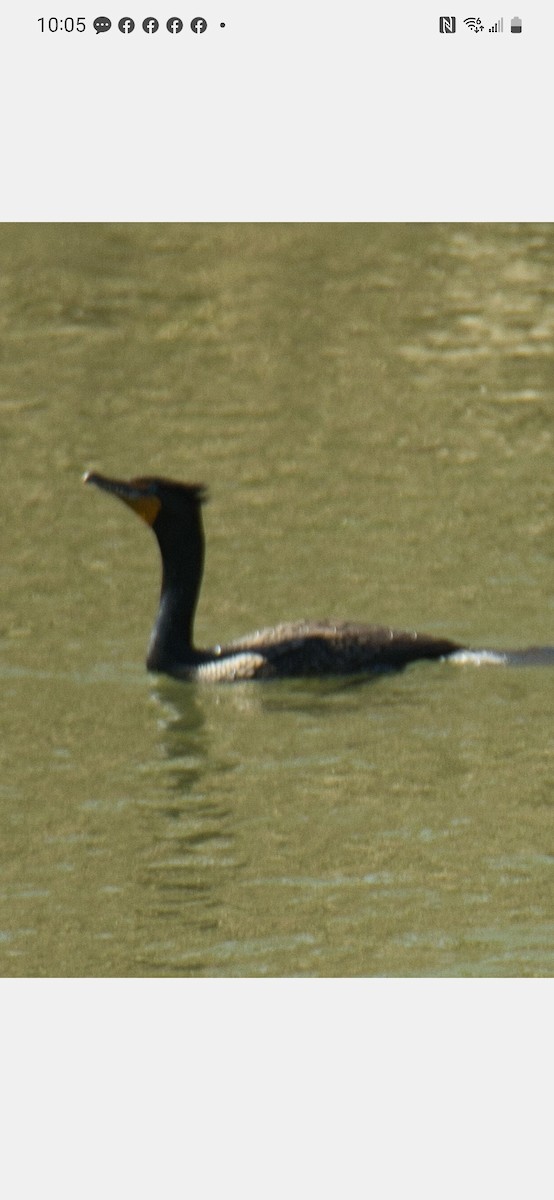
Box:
84;471;463;681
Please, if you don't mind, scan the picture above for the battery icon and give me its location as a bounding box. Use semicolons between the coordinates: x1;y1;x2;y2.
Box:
511;16;522;32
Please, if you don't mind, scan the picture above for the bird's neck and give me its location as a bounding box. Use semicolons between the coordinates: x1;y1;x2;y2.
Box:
146;516;205;671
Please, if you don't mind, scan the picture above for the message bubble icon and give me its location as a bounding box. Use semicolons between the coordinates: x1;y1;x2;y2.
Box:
93;16;112;34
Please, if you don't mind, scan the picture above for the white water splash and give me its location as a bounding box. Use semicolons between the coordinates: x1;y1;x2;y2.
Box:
448;649;509;667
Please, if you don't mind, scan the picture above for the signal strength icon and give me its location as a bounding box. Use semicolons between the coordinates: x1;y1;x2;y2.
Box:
489;17;504;31
464;17;485;31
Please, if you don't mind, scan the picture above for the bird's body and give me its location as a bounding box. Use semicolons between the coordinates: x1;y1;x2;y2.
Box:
172;621;460;681
84;472;462;681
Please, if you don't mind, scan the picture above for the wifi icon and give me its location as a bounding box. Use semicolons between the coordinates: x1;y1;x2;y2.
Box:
464;17;485;31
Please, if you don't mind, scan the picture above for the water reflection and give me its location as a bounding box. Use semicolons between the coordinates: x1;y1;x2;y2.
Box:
133;685;236;973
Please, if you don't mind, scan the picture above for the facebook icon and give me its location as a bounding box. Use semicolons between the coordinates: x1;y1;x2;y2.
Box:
118;17;135;33
167;17;183;33
190;17;208;33
142;17;159;33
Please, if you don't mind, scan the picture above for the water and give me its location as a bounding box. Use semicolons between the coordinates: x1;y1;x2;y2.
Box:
1;223;552;976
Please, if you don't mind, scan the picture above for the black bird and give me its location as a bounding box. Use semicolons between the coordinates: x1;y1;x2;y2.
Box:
84;472;463;681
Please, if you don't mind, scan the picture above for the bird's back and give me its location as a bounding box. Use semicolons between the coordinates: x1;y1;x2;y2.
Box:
172;620;462;681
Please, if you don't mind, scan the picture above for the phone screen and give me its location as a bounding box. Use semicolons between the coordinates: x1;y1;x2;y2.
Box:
1;5;551;1195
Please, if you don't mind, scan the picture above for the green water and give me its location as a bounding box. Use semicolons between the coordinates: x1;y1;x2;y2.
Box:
1;223;552;975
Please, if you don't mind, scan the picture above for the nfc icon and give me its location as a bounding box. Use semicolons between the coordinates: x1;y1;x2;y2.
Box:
439;16;456;33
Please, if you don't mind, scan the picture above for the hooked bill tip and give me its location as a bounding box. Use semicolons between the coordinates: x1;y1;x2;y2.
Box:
83;470;107;487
